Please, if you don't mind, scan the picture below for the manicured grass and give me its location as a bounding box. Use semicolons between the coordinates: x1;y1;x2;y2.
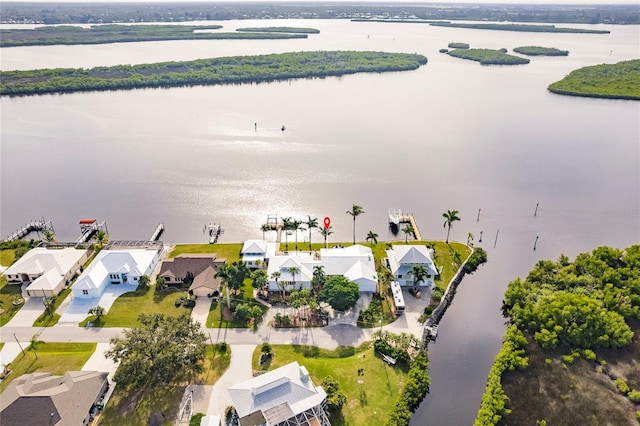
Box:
0;275;24;326
254;344;406;426
0;248;16;266
98;344;229;425
0;342;96;393
98;384;185;426
170;243;242;262
83;287;194;327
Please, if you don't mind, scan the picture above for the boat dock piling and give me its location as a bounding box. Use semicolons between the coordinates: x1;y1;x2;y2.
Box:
2;218;54;243
75;219;108;244
149;223;164;242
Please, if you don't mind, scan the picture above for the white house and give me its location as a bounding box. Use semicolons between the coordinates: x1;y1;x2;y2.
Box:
241;239;269;269
72;249;160;299
265;244;377;293
227;361;331;426
385;244;439;288
2;247;89;297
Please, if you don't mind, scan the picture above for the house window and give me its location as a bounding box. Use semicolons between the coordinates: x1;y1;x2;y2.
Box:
82;289;88;295
133;277;138;281
398;274;403;279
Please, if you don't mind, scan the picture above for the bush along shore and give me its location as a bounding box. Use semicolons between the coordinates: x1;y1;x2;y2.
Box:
513;46;569;56
447;48;530;65
548;59;640;100
0;50;428;97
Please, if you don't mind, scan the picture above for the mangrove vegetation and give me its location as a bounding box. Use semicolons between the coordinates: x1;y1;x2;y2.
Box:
513;46;569;56
548;59;640;100
236;27;320;34
475;245;640;425
447;48;530;65
0;24;309;48
0;50;428;97
430;22;610;34
448;42;469;49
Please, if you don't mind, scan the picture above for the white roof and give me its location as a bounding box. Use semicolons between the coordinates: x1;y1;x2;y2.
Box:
227;362;327;424
267;254;315;283
73;249;157;291
386;245;438;276
241;239;268;254
25;270;63;292
3;248;85;277
200;415;221;426
321;244;377;283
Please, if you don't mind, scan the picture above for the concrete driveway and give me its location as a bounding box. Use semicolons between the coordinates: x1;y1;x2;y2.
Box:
81;342;119;382
206;344;256;418
57;284;138;325
5;296;46;327
191;297;212;330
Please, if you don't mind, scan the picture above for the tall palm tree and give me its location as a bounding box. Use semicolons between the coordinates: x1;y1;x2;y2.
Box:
44;231;55;243
311;265;325;295
261;223;270;240
292;219;305;252
402;224;414;243
366;230;378;249
214;262;233;309
271;271;284;300
409;264;430;293
442;209;461;244
304;215;319;253
346;204;365;245
281;217;293;251
467;232;474;247
320;226;333;249
95;230;109;247
287;266;301;290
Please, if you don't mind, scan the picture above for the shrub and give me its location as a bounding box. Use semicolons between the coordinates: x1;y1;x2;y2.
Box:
581;349;597;360
562;354;575;364
464;247;488;274
614;378;630;395
628;390;640;403
545;358;552;365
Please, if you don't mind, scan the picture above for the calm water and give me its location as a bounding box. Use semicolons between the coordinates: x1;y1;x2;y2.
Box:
1;19;639;425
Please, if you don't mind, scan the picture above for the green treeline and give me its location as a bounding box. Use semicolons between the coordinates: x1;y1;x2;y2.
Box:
430;22;610;34
548;59;640;100
385;349;431;426
513;46;569;56
236;27;320;34
448;48;530;65
448;42;469;49
475;245;640;425
0;24;308;47
0;51;428;97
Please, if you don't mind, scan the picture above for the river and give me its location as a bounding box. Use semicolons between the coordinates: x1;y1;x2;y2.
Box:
1;19;639;425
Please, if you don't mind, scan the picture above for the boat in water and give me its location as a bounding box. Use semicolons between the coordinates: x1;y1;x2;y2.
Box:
389;208;402;226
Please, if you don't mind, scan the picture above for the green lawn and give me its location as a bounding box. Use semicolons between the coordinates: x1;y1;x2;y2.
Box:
98;344;230;426
33;287;73;327
0;276;24;327
254;344;406;426
0;342;96;393
82;287;194;327
0;248;16;267
206;297;268;329
169;243;242;262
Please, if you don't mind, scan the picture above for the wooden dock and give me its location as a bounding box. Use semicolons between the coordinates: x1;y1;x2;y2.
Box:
399;214;422;241
75;220;107;245
149;223;164;242
2;219;54;243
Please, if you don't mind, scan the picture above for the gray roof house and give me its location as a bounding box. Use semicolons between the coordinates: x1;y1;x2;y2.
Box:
227;361;331;426
0;371;109;426
385;244;439;287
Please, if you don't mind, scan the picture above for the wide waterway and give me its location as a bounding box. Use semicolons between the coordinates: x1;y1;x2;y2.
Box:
1;19;639;425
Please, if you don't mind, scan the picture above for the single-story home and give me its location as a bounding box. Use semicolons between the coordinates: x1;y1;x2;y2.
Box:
227;361;331;426
385;244;439;287
265;244;377;293
72;248;160;299
241;239;268;269
0;371;109;426
1;247;89;297
158;254;225;297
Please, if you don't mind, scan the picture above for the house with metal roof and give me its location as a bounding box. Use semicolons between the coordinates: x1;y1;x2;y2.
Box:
385;245;438;288
71;248;160;298
227;361;331;426
0;371;109;426
241;239;269;269
2;247;89;297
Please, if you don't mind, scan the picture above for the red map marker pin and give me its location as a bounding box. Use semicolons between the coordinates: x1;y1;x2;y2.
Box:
323;217;331;229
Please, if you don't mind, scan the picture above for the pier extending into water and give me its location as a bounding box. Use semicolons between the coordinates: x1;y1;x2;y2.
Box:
2;218;54;243
389;209;423;241
149;223;164;242
76;219;108;245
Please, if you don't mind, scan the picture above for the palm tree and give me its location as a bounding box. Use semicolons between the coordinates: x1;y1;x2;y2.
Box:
402;224;414;243
281;217;293;251
95;230;109;247
287;266;301;290
442;209;461;244
261;223;270;240
312;265;325;295
214;262;233;309
320;225;333;249
467;232;474;248
292;219;305;252
304;215;319;253
366;230;378;249
409;264;430;293
346;204;365;245
271;271;284;300
43;231;55;243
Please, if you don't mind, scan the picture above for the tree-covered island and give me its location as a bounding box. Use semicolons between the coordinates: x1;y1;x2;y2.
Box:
475;245;640;425
548;59;640;100
513;46;569;56
236;27;320;34
0;24;311;48
0;51;428;97
430;22;610;34
448;48;529;65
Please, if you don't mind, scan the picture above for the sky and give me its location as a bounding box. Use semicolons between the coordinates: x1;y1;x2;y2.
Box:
3;0;639;5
